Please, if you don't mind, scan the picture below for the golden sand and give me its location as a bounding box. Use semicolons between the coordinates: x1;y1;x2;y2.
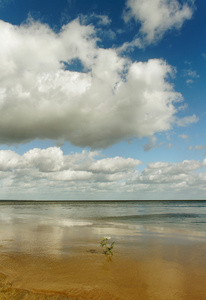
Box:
0;235;206;300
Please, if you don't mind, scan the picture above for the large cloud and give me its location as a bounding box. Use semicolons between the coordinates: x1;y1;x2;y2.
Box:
0;18;196;148
124;0;194;45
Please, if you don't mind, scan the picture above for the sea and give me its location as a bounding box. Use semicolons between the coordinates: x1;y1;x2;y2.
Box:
0;200;206;235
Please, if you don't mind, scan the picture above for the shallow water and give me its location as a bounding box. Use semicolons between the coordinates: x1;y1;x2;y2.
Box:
0;200;206;233
0;200;206;258
0;200;206;299
0;229;206;300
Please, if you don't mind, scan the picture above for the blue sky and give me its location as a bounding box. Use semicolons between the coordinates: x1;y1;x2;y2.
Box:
0;0;205;200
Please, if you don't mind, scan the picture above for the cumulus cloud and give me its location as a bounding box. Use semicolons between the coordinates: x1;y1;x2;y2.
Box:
0;14;198;150
0;147;142;173
0;147;141;197
0;18;192;148
1;147;206;200
89;156;141;173
135;159;206;188
123;0;194;45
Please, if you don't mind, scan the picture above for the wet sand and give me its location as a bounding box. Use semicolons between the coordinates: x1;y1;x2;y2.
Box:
1;225;206;300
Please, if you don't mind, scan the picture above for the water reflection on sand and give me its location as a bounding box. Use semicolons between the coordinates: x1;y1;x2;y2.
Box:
1;206;206;257
0;202;206;299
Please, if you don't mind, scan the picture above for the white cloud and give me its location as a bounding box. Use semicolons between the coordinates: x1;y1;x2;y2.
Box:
0;150;20;171
1;147;206;200
0;18;192;148
183;69;199;78
123;0;194;45
0;147;141;197
23;147;64;172
176;114;199;127
0;16;198;150
118;37;143;52
92;14;111;26
48;170;93;181
186;79;194;85
89;157;141;173
183;68;199;85
136;159;205;187
79;14;115;40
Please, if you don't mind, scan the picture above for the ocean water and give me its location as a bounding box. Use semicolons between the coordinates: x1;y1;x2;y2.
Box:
0;200;206;235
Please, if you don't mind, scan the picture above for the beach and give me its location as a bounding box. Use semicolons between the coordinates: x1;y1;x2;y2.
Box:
1;224;206;299
0;201;206;299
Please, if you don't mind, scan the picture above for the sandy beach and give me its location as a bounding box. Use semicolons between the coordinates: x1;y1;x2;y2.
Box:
0;224;206;300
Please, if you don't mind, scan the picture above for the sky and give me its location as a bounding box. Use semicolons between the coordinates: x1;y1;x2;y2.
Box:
0;0;205;200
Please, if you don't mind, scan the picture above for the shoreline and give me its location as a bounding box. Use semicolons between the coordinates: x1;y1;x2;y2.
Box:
0;200;205;204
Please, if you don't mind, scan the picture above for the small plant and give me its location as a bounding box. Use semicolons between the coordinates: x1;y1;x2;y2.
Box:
100;237;115;256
